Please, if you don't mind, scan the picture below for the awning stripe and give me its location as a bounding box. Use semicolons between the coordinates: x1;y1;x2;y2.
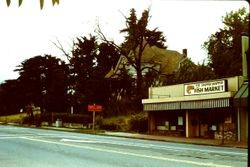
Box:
181;98;230;109
234;82;248;107
143;98;231;111
144;102;180;111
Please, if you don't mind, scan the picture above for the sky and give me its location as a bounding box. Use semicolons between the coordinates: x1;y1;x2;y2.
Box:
0;0;249;83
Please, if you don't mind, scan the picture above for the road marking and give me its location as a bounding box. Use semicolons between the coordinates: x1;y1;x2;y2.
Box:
60;138;247;156
0;136;20;139
61;138;98;143
0;133;67;140
21;137;232;167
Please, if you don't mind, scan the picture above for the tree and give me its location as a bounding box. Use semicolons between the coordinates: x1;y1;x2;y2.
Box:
5;0;59;9
164;58;216;85
69;35;121;113
15;55;69;113
120;8;166;105
203;7;249;78
0;79;24;115
98;8;167;110
70;35;98;111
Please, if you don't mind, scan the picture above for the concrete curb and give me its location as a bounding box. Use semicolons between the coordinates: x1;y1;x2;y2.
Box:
100;132;248;149
1;124;247;149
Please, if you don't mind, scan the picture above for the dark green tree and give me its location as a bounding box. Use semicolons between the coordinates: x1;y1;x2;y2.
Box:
162;58;216;85
98;8;167;110
70;35;98;111
120;9;167;105
70;35;121;112
15;55;69;113
203;7;249;77
5;0;59;9
0;79;24;115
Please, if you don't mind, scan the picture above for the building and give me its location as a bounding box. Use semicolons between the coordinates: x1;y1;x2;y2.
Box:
105;39;188;79
233;81;248;142
142;76;248;142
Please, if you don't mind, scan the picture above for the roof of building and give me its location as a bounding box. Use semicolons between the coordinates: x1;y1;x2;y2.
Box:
105;41;186;78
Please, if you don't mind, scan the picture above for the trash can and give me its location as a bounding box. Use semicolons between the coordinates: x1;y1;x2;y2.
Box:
56;119;62;127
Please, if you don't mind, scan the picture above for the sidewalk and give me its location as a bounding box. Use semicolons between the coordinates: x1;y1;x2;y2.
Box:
102;131;248;149
41;126;248;149
4;123;248;149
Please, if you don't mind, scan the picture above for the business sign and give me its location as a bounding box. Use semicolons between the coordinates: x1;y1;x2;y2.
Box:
88;104;103;112
184;80;226;96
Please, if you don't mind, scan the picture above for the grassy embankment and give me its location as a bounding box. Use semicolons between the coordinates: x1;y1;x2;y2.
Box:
0;111;41;124
0;113;27;124
0;111;148;133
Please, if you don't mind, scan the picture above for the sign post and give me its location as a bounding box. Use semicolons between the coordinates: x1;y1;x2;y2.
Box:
88;104;102;130
92;111;95;130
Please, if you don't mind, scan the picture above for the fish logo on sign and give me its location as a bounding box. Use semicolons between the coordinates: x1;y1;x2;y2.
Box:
186;85;194;95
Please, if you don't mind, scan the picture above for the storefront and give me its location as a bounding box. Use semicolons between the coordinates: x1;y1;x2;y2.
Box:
142;76;245;141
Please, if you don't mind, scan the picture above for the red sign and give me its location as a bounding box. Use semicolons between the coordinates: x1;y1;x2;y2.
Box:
88;104;103;112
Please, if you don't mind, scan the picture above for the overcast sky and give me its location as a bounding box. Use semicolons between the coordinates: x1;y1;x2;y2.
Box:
0;0;248;83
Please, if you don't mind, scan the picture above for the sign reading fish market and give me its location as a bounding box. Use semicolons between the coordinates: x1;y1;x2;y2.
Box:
184;80;226;96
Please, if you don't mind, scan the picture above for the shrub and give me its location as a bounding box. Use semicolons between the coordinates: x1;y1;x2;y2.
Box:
22;116;33;125
34;114;41;127
99;112;148;133
41;113;91;124
99;116;129;131
129;112;148;133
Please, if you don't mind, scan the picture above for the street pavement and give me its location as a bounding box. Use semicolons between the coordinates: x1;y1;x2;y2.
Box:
0;125;247;167
40;125;248;149
102;131;248;149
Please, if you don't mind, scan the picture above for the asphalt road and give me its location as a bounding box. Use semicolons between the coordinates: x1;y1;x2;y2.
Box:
0;125;247;167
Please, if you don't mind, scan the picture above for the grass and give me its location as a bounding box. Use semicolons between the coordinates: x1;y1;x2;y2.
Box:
0;111;40;124
0;113;27;124
0;111;148;134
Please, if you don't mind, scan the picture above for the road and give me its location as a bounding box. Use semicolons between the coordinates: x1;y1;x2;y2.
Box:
0;125;247;167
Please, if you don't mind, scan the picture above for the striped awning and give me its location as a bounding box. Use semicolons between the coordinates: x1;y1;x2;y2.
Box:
234;82;248;107
143;98;231;111
144;102;180;111
181;98;230;109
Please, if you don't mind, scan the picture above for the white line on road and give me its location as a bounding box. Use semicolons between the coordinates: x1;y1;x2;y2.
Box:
61;138;98;143
60;138;247;156
0;133;67;140
21;137;232;167
0;136;20;139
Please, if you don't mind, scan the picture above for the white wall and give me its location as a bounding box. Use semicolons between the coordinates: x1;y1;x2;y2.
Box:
148;76;243;99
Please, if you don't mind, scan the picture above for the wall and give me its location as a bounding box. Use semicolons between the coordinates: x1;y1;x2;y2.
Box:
148;112;156;133
240;108;248;142
149;84;183;99
187;111;199;137
148;76;243;100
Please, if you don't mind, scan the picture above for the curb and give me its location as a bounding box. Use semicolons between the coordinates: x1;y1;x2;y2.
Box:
1;124;247;149
99;132;248;149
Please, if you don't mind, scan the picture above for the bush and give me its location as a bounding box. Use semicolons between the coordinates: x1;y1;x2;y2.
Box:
22;116;33;125
98;112;148;133
129;112;148;133
34;115;41;127
99;116;129;131
41;113;91;124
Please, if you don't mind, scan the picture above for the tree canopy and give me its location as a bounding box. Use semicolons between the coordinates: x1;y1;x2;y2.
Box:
163;58;216;85
5;0;59;9
68;35;122;113
15;55;69;113
203;7;249;78
98;8;167;110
